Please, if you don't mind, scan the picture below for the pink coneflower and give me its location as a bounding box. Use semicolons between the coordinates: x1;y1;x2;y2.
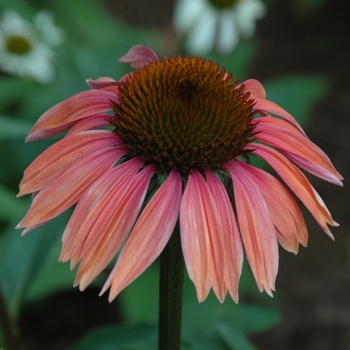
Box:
17;45;342;303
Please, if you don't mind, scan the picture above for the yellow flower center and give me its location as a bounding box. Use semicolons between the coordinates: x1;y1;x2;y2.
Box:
6;35;32;55
207;0;240;10
111;56;256;175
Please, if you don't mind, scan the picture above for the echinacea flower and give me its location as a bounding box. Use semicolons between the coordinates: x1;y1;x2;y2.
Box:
0;9;63;84
173;0;266;54
17;45;342;303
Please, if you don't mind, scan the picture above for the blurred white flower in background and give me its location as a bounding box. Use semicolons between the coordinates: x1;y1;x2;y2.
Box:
173;0;266;55
0;10;64;84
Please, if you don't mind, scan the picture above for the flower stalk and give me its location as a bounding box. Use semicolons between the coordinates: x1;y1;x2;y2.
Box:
158;222;185;350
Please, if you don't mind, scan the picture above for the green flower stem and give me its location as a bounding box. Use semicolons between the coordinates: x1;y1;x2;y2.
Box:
158;223;185;350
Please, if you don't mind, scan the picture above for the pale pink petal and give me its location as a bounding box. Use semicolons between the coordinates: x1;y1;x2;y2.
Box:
253;98;305;134
17;147;123;228
85;77;123;89
225;160;279;296
255;117;343;185
100;170;182;301
26;90;120;141
235;160;308;253
18;131;119;196
65;114;115;136
205;171;243;303
118;45;158;69
180;170;223;302
59;158;144;264
74;165;158;290
252;143;337;238
239;79;266;99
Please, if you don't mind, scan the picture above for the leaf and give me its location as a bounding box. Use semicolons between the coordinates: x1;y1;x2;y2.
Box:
69;323;157;350
0;210;69;320
0;116;32;140
217;323;258;350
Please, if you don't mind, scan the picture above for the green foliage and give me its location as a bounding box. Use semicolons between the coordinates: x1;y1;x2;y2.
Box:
70;323;158;350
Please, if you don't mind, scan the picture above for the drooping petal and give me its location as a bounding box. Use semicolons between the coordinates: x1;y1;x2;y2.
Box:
252;143;337;238
253;98;305;134
180;170;223;302
118;45;158;69
100;170;182;301
255;117;343;185
59;158;144;265
17;147;123;229
26;90;120;141
18;131;120;196
225;160;279;296
74;164;158;291
235;160;308;253
205;171;243;303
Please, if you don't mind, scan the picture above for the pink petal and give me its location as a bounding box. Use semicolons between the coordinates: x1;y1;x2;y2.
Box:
180;170;223;302
255;117;343;185
74;164;158;291
253;98;305;134
240;79;266;99
26;90;120;141
85;77;123;89
18;131;119;196
235;160;308;253
59;158;144;264
252;143;337;238
17;147;123;229
225;160;279;296
100;169;182;301
118;45;158;69
205;171;243;303
65;114;115;136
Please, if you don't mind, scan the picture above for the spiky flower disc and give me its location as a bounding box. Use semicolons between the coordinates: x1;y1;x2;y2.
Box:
112;56;256;174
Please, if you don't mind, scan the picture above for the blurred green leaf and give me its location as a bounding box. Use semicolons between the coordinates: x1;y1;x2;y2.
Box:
263;75;328;127
0;210;69;320
0;184;25;221
70;323;157;350
0;115;32;139
217;323;258;350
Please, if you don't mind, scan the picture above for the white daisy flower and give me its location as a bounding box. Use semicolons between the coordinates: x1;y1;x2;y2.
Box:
0;10;64;84
173;0;266;55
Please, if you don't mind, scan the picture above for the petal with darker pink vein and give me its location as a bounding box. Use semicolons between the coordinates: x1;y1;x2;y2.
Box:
59;158;144;265
17;147;123;229
252;143;337;238
205;171;243;303
100;170;182;302
74;164;157;290
180;170;223;302
18;131;119;196
225;160;278;296
255;117;343;185
26;90;120;141
118;45;158;69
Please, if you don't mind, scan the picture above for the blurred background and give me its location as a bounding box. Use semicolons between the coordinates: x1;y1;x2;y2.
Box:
0;0;349;349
